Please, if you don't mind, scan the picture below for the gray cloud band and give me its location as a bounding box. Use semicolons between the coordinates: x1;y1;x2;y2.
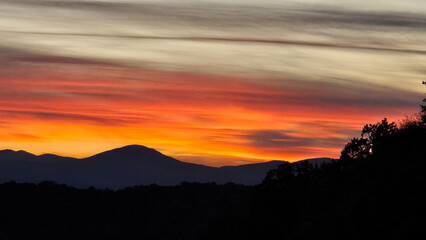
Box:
2;31;425;56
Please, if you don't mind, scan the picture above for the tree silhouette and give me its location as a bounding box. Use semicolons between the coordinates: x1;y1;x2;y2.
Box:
421;81;426;123
421;97;426;124
340;118;397;162
340;137;370;160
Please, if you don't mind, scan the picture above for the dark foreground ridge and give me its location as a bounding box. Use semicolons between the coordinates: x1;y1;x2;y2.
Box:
0;145;330;188
0;181;253;240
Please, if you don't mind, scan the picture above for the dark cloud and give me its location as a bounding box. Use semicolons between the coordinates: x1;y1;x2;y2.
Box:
298;121;361;136
0;109;128;126
287;8;426;29
242;129;348;150
0;45;120;66
5;0;426;30
3;0;135;10
202;78;423;111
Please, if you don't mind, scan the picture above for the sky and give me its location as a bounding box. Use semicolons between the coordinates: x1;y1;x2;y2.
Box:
0;0;425;166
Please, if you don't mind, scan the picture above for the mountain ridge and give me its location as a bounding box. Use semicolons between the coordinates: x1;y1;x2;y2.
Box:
0;145;330;167
0;145;331;188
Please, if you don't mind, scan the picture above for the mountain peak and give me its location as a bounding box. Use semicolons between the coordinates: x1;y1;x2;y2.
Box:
0;149;35;160
85;144;168;162
109;145;163;155
0;149;33;155
119;144;157;151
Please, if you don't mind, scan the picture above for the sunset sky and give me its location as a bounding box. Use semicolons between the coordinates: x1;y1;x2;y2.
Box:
1;0;425;166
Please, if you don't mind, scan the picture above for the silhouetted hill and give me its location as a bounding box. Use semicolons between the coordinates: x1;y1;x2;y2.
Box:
87;145;175;162
0;150;35;161
0;145;329;188
298;157;332;165
219;160;285;185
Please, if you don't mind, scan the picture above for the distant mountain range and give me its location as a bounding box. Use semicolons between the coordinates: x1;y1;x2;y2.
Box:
0;145;331;189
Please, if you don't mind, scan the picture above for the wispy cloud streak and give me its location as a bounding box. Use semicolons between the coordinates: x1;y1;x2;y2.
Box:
2;31;426;55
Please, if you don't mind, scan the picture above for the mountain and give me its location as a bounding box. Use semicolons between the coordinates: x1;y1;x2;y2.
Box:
299;157;333;166
0;145;331;189
0;149;35;161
